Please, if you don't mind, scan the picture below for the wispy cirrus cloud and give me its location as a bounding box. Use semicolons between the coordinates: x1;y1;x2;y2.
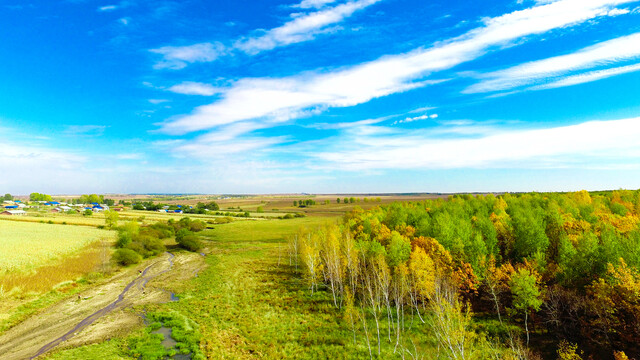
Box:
234;0;381;55
150;42;226;70
530;62;640;90
160;0;637;135
150;0;381;69
292;0;339;9
312;117;640;170
167;81;221;96
63;125;107;136
98;5;117;12
392;113;438;125
465;31;640;94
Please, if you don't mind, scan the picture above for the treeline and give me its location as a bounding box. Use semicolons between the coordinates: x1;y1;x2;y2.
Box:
132;201;219;213
290;190;640;359
113;217;206;265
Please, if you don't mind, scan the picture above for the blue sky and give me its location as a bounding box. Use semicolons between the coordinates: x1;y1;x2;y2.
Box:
2;0;640;194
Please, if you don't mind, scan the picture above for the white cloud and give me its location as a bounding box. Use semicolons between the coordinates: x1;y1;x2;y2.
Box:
392;113;438;125
309;115;393;129
148;99;170;104
292;0;339;9
529;62;640;90
605;7;631;14
98;5;117;11
235;0;381;54
150;0;380;68
409;106;436;113
312;117;640;170
167;81;221;96
118;17;130;25
465;31;640;93
162;0;637;134
150;42;226;70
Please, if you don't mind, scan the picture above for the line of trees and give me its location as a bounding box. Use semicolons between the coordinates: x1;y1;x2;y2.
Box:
289;190;640;359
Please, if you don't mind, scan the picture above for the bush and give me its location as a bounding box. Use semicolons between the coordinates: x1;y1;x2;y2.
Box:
175;228;192;242
83;209;93;216
113;248;142;266
116;231;133;248
127;241;146;255
189;220;206;232
214;217;233;224
140;236;166;257
178;234;204;252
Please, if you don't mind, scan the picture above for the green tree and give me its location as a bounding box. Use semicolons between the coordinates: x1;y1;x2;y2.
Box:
336;198;341;204
105;210;119;228
3;194;13;201
509;268;543;345
386;232;411;268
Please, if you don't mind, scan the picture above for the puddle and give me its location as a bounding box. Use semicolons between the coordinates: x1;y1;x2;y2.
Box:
151;324;193;360
153;327;177;348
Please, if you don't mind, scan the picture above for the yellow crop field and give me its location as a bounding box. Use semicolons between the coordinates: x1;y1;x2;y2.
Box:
0;220;115;274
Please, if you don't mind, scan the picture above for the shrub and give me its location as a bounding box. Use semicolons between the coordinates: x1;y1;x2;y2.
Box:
175;228;192;242
116;231;133;248
189;220;206;232
140;236;165;257
83;209;93;216
127;241;146;255
113;248;142;266
177;234;204;252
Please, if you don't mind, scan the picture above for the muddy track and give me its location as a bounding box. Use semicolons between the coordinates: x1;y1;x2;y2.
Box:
0;252;181;360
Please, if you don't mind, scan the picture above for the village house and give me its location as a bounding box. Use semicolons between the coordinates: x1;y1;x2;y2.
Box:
1;210;27;216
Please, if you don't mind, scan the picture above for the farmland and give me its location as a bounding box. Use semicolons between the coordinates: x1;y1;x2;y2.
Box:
0;220;114;274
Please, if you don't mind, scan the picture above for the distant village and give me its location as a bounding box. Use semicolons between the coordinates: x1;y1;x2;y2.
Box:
0;191;207;218
1;199;120;216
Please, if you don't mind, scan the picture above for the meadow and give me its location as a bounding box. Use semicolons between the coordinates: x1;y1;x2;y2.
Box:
45;214;513;359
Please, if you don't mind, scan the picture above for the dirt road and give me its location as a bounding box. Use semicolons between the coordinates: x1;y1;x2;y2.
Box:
0;251;205;360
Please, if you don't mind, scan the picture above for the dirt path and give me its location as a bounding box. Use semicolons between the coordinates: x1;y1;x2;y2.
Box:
0;252;203;360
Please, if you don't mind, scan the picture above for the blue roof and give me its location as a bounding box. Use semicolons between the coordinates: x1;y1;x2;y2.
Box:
44;202;52;205
5;205;18;209
50;201;60;205
91;202;100;205
93;205;103;209
14;200;21;203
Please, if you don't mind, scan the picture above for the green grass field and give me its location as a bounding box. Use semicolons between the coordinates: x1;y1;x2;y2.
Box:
0;220;114;274
45;216;446;359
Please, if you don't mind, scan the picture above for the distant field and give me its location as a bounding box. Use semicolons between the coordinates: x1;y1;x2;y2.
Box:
0;220;115;274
